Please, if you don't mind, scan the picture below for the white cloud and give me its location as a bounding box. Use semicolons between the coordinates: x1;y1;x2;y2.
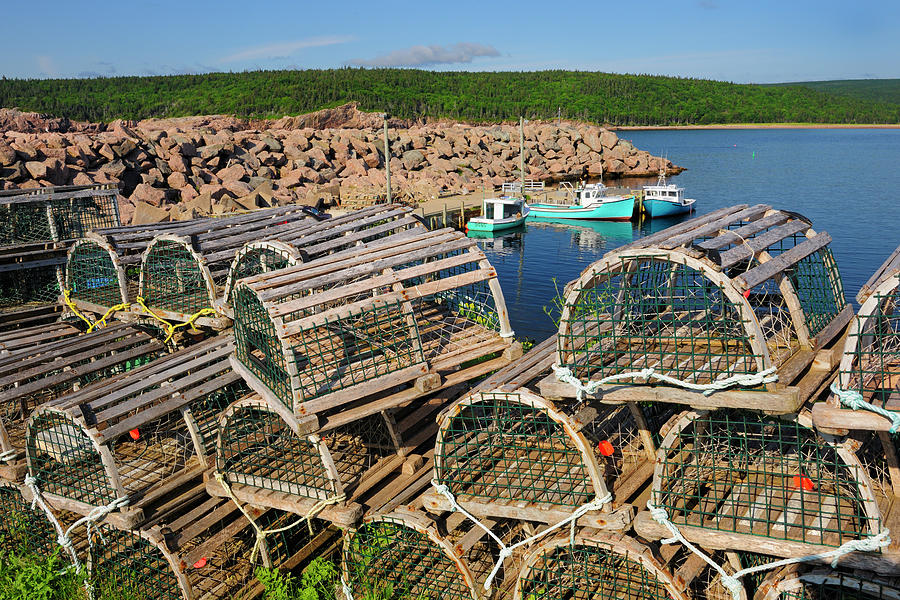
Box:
349;43;500;67
219;36;354;63
36;55;59;77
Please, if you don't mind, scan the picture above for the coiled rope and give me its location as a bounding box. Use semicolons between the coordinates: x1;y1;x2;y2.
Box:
647;501;891;600
134;296;216;344
213;471;345;564
830;381;900;433
553;364;778;401
431;478;612;591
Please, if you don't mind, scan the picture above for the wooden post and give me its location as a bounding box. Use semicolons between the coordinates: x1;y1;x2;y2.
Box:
459;199;465;228
519;116;526;198
383;116;391;203
442;203;448;229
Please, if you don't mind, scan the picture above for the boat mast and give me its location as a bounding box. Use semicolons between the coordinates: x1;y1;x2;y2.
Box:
519;116;525;198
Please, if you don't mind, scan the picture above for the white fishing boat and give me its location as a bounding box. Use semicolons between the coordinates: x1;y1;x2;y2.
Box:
466;196;528;233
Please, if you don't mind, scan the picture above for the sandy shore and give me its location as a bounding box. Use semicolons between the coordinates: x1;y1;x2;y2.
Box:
612;123;900;130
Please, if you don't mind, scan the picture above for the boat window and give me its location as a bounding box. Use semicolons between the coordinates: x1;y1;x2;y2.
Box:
503;204;519;219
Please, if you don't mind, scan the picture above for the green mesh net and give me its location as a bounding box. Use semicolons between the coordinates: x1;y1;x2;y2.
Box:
0;484;59;558
344;518;474;600
518;540;674;600
0;189;119;246
91;527;181;600
654;410;877;547
66;240;122;308
139;239;210;315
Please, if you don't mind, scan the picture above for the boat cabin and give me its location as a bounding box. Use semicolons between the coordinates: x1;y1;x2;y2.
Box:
482;196;524;220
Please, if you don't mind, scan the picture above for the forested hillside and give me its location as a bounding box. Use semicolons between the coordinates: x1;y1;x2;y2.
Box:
1;69;899;125
770;79;900;107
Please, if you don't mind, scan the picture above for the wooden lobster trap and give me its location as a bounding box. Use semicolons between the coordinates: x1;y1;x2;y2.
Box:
424;387;676;527
813;245;900;433
540;205;852;413
229;227;517;425
0;184;120;248
218;204;426;313
514;532;749;600
0;242;68;318
0;321;165;482
0;320;80;356
24;335;250;528
89;488;334;600
342;510;516;600
0;480;87;561
633;409;889;566
755;565;900;600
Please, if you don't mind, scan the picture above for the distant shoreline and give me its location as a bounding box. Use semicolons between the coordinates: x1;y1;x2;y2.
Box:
612;123;900;130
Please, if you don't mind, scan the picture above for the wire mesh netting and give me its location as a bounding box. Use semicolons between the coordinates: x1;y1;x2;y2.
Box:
790;248;846;339
0;190;119;247
517;539;676;600
66;240;123;308
559;255;765;386
139;238;211;315
654;410;878;547
436;392;601;508
842;274;900;408
27;410;116;506
91;528;182;600
224;242;299;304
0;484;60;558
344;517;475;600
218;400;395;500
0;264;62;313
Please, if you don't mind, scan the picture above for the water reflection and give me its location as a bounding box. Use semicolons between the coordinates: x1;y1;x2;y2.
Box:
527;217;634;249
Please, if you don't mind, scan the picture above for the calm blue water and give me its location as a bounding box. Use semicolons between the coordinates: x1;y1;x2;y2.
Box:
477;128;900;342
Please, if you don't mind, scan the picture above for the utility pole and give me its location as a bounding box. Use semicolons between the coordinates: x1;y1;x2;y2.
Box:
519;116;525;197
383;114;391;203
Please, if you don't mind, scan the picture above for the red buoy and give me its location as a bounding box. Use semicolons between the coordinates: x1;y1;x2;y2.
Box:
597;440;615;456
792;474;815;491
129;429;140;441
193;557;207;569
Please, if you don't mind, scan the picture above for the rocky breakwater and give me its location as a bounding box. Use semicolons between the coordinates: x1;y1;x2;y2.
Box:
0;104;682;225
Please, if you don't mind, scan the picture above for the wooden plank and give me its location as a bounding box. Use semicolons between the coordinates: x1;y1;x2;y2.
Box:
538;375;802;413
858;245;900;304
658;204;771;250
716;220;811;268
616;205;750;253
811;403;898;432
697;211;790;251
734;232;833;291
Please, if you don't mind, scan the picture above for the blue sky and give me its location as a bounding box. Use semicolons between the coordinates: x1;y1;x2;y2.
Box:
3;0;897;83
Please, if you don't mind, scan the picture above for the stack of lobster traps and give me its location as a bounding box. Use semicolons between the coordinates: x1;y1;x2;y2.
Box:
345;205;900;600
0;184;120;329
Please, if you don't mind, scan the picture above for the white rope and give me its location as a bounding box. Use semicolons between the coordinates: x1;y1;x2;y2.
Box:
0;449;18;462
830;382;900;433
432;478;612;592
647;501;891;600
553;364;778;401
341;575;355;600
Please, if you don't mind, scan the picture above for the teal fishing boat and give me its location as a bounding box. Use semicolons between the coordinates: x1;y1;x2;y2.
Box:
641;169;696;218
466;196;528;233
526;182;635;221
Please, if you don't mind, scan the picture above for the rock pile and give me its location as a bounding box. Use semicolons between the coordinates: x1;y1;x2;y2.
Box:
0;104;681;224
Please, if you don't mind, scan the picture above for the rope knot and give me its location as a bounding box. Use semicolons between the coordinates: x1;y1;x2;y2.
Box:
721;574;744;600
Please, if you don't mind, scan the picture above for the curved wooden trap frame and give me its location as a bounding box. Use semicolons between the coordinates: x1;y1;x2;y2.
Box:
24;336;248;529
0;322;165;482
427;387;672;526
755;564;900;600
634;409;883;560
88;492;328;600
514;532;691;600
542;205;852;413
343;510;486;600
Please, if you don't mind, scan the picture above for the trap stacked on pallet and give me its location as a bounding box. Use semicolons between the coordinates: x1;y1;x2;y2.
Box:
343;509;517;600
812;244;900;432
89;483;335;600
65;205;321;329
0;185;120;325
632;408;888;566
0;184;120;247
540;204;852;412
24;335;249;528
229;226;517;424
425;387;675;527
0;322;166;482
755;564;900;600
218;204;427;313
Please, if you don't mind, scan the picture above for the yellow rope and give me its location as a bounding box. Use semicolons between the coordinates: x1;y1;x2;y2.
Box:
87;302;131;332
62;290;95;329
134;296;216;343
213;472;345;564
